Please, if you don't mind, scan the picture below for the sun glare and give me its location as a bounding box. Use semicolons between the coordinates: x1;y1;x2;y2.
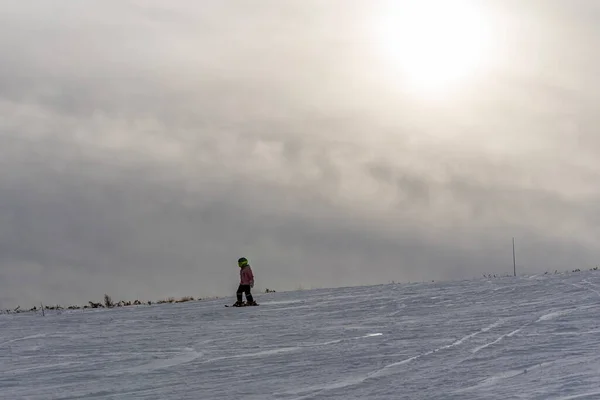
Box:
374;0;494;97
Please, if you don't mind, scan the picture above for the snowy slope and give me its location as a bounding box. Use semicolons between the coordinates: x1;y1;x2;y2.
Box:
2;272;600;400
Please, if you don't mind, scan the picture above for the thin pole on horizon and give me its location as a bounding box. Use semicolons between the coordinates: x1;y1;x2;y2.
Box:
513;237;517;277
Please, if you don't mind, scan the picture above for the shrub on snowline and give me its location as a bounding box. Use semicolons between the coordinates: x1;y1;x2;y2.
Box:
104;294;114;308
0;295;203;314
176;296;195;303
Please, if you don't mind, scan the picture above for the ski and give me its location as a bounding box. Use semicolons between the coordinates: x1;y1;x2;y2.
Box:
225;303;259;307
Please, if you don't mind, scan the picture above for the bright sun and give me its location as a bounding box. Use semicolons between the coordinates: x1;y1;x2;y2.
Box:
374;0;493;97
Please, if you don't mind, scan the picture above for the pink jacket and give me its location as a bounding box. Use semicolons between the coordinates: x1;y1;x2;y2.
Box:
240;266;254;286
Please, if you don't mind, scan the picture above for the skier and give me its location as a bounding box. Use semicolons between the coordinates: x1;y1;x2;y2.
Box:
233;257;258;306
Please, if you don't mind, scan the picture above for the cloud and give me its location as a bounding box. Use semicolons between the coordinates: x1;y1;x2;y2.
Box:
1;0;600;308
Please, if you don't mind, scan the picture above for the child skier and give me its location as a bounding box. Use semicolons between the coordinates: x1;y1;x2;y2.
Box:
234;257;258;306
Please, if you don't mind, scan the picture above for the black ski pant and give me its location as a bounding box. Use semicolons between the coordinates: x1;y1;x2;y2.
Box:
236;284;254;303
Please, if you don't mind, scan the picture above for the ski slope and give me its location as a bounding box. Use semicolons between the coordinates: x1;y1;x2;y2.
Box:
2;272;600;399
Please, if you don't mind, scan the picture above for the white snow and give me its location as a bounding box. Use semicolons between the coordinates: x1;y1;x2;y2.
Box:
2;271;600;399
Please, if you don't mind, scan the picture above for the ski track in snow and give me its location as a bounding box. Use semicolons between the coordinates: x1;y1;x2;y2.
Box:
3;273;600;399
578;280;600;297
277;321;507;399
123;348;204;373
471;326;522;354
281;294;598;399
0;333;48;347
537;309;573;322
456;360;557;392
200;333;385;366
556;391;600;400
470;301;594;355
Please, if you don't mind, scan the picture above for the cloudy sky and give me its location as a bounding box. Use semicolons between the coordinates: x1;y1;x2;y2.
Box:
1;0;599;308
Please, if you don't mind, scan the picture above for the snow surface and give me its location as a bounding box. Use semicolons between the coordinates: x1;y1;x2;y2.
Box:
2;272;600;399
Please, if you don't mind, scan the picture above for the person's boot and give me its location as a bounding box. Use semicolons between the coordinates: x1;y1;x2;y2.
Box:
233;300;243;307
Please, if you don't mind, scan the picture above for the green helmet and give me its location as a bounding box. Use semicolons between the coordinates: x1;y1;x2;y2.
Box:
238;257;249;268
